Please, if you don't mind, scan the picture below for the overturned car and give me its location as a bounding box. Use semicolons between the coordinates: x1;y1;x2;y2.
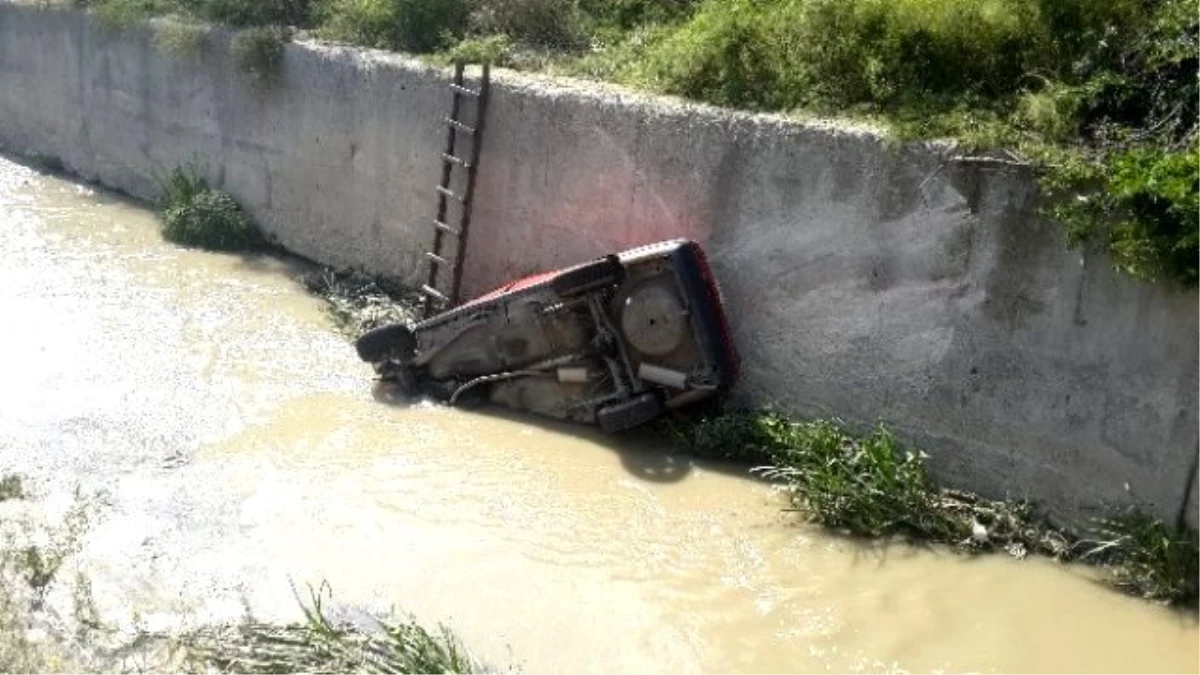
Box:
354;239;739;433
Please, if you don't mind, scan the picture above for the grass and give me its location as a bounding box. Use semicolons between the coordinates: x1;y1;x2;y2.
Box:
666;409;1198;606
155;163;269;252
1081;509;1199;606
0;474;90;673
179;584;478;674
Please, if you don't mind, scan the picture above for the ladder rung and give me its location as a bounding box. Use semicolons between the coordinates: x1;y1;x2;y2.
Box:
436;185;465;203
421;284;450;303
449;83;479;97
433;219;461;236
442;153;471;168
445;117;475;135
425;251;450;266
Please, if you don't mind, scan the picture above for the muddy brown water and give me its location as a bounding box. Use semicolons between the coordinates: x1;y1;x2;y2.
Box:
0;156;1196;674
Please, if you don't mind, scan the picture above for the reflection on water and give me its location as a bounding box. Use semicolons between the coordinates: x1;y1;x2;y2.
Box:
0;155;1195;674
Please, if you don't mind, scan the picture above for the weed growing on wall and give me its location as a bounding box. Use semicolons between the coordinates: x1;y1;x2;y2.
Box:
156;163;268;251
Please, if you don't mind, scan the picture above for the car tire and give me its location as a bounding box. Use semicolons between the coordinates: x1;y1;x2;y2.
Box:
381;362;421;397
552;255;624;298
597;392;663;434
355;324;416;363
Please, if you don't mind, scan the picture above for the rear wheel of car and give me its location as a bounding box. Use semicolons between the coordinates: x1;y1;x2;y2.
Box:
597;392;663;434
552;255;624;298
355;324;416;363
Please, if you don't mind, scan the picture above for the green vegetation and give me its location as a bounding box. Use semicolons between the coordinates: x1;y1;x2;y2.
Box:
0;474;25;502
300;267;422;336
667;411;1072;558
26;152;66;175
0;476;91;673
155;163;269;252
231;24;290;83
153;18;210;58
180;584;477;673
1082;509;1199;606
667;409;1199;606
70;0;1198;287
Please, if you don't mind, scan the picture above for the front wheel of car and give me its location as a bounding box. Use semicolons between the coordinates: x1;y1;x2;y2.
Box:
355;324;416;363
380;362;421;397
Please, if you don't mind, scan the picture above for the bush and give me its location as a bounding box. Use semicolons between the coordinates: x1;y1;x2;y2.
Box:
468;0;587;50
625;0;793;110
157;165;267;251
577;0;698;30
231;25;290;82
444;34;515;66
176;0;319;27
82;0;169;30
624;0;1160;113
318;0;472;52
154;19;211;58
1105;148;1199;285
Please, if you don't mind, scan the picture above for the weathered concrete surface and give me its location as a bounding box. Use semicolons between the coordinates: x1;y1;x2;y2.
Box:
0;2;1195;526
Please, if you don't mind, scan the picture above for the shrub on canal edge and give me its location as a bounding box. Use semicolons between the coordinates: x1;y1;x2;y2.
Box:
665;408;1199;607
156;164;269;252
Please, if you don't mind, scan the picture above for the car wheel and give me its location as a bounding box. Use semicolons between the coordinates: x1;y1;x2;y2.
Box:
552;255;624;298
381;363;421;397
355;324;416;363
597;392;663;434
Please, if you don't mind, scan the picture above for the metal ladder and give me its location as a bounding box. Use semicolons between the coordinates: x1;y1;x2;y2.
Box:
421;61;491;319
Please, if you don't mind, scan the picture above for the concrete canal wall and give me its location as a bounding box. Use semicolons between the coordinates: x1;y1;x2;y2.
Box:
1;2;1195;526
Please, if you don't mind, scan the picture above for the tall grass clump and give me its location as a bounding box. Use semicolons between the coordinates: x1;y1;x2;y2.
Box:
1083;509;1199;606
670;408;1199;605
675;412;1047;550
156;164;267;251
180;585;478;673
